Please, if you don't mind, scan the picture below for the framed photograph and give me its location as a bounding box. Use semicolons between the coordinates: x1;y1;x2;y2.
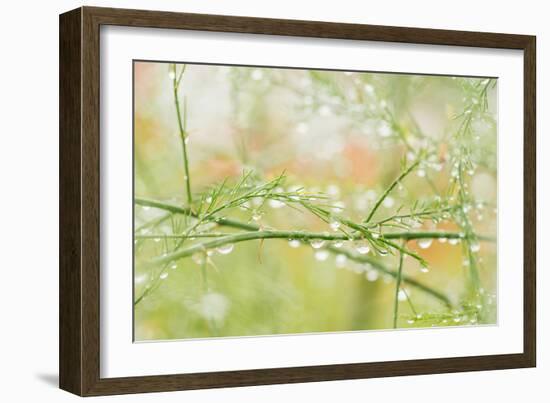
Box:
59;6;536;396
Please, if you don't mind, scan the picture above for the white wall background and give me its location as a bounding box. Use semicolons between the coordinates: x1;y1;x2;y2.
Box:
0;0;545;401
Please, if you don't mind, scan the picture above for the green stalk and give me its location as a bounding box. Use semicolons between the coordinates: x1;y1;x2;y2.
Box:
364;160;420;223
393;243;405;328
172;64;193;205
137;230;493;243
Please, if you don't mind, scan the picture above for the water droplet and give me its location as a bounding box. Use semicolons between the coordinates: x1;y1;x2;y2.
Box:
331;201;345;213
470;242;481;253
332;240;344;248
239;201;250;210
407;319;415;325
160;272;169;280
417;238;433;249
268;199;285;209
378;248;389;256
142;206;151;211
288;239;301;248
397;290;407;301
168;70;176;80
438;237;447;243
314;250;329;261
449;238;460;246
416;238;433;249
153;237;161;243
329;220;341;231
355;242;370;255
417;169;426;178
366;270;379;282
453;317;461;323
205;196;213;203
170;263;178;270
420;265;430;273
310;239;325;249
216;244;234;255
251;211;263;221
335;254;347;268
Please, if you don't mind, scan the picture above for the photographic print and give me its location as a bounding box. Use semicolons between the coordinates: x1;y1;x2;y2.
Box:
133;61;497;341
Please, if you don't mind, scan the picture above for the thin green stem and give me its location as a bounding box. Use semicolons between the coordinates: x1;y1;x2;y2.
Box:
172;63;193;205
393;242;405;328
136;230;453;307
135;197;258;231
364;160;420;223
137;230;493;243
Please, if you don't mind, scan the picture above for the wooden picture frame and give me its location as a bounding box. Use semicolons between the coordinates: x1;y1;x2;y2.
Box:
59;6;536;396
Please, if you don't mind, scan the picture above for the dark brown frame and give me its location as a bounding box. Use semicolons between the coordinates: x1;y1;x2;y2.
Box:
59;6;536;396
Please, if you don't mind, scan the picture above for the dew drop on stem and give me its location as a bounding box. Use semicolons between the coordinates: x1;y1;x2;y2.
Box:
417;238;433;249
216;244;234;255
251;211;263;221
288;239;301;248
355;242;371;255
378;248;389;257
397;290;407;301
310;239;325;249
449;238;460;246
329;220;341;231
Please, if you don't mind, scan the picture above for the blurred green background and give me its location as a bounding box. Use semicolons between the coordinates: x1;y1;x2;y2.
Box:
133;62;497;341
